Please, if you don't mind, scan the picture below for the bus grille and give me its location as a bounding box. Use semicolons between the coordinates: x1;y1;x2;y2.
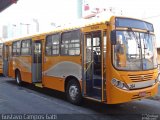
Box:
128;73;153;82
132;92;151;100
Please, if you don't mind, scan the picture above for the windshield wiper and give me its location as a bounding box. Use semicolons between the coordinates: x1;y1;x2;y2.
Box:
127;28;141;48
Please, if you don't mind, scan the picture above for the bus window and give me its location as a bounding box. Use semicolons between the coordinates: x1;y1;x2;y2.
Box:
46;34;60;56
45;37;52;56
12;41;21;56
61;30;80;56
21;39;31;55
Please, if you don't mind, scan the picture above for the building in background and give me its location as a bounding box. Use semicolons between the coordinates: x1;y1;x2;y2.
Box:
0;0;160;49
2;25;8;39
82;0;123;19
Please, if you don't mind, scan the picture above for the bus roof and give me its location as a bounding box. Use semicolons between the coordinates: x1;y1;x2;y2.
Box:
2;16;153;43
3;18;109;43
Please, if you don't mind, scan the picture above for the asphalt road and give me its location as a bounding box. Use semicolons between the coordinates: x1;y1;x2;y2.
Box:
0;77;160;120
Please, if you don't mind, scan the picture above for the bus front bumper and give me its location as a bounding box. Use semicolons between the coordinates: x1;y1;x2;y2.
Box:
107;82;159;104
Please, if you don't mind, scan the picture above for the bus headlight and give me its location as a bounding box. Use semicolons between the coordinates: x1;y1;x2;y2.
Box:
111;78;129;90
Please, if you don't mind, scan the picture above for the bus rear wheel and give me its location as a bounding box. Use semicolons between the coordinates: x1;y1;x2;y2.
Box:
66;79;82;105
15;71;22;86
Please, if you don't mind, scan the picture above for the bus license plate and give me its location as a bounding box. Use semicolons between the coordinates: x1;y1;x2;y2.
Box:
139;91;147;97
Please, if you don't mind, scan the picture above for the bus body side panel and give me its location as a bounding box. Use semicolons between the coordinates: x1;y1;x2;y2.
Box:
8;57;14;77
43;56;82;92
8;45;13;77
43;76;65;92
0;58;3;74
20;56;32;83
9;56;15;78
14;56;32;83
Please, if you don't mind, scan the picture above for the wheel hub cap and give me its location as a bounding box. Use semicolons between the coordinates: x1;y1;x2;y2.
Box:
69;85;78;100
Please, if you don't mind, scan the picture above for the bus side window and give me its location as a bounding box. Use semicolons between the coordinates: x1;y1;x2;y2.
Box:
61;30;80;56
46;34;60;56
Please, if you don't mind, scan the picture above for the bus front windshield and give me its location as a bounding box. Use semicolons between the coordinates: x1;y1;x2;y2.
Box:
113;31;157;71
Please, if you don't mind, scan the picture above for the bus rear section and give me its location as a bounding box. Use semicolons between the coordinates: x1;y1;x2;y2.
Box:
0;43;3;75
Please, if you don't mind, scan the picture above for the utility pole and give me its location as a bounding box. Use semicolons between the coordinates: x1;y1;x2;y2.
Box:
33;19;39;32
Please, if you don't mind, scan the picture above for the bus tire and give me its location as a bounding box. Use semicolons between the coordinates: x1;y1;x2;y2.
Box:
15;71;22;86
66;79;82;105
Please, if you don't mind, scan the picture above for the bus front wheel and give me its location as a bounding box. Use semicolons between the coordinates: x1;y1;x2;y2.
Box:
15;71;22;86
66;79;82;105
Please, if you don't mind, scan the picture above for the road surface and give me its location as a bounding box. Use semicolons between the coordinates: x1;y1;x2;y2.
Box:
0;77;160;120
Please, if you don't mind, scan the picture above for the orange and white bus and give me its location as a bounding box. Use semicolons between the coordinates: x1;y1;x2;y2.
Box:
2;16;159;104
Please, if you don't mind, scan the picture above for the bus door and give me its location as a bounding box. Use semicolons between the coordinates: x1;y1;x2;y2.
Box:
83;31;106;101
3;44;9;76
8;45;12;77
32;40;42;83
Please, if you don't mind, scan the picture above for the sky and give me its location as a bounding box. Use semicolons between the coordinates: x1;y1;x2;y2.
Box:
0;0;160;46
0;0;78;22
